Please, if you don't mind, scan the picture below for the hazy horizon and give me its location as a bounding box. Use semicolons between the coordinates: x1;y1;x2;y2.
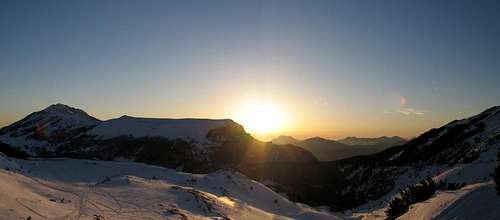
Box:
0;102;492;141
1;0;500;141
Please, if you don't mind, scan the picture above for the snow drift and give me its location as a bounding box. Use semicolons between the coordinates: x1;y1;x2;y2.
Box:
0;153;341;220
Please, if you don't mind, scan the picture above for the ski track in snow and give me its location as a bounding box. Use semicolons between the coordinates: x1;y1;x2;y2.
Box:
0;155;342;220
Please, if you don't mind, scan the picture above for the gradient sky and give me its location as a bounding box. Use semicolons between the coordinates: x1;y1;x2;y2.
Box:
1;0;499;140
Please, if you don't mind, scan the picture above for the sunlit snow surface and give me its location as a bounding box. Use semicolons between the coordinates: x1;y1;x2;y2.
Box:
399;182;500;220
0;154;341;220
88;116;234;142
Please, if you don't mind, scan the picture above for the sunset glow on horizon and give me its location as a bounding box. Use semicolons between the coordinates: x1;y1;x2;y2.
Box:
233;100;289;137
1;0;499;142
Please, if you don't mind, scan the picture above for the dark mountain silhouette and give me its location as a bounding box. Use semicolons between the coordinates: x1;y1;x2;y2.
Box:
272;135;402;161
337;136;406;146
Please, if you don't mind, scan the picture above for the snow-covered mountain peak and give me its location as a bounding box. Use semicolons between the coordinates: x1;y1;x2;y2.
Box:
38;103;100;125
0;104;100;154
42;103;84;114
23;103;100;126
87;116;240;141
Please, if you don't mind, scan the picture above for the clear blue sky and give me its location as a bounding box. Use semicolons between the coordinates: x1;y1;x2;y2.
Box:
1;0;499;139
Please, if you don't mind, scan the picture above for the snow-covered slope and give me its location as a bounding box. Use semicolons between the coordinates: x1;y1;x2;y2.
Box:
0;154;341;220
399;182;500;220
0;104;100;155
346;106;500;219
387;106;500;165
87;115;235;143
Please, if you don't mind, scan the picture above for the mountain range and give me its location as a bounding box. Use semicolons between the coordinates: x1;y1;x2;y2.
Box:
337;136;407;146
1;103;500;219
272;135;406;161
0;104;317;174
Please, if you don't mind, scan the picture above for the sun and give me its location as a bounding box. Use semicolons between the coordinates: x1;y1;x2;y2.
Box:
234;101;286;135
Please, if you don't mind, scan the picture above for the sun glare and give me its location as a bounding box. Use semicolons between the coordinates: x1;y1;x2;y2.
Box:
234;101;286;135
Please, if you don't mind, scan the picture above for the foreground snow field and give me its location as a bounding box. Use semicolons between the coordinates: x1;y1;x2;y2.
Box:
5;151;499;220
399;182;500;220
354;181;500;220
0;154;341;220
